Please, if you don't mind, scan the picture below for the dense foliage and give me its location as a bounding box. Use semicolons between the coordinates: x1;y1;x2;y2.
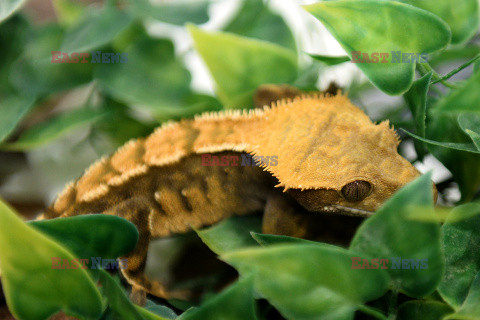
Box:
0;0;479;319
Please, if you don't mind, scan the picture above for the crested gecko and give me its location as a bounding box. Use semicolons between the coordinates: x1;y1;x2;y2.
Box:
39;92;429;304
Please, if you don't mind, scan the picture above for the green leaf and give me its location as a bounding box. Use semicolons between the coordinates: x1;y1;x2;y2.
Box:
304;0;451;95
143;300;177;320
0;95;35;143
94;100;156;147
350;173;444;298
98;269;174;320
0;0;26;24
251;232;316;246
403;72;432;160
29;214;138;260
0;199;103;320
188;25;298;108
429;45;480;66
402;129;480;154
250;232;340;251
474;60;480;74
425;112;480;201
308;54;350;66
444;272;480;320
0;14;31;97
224;0;296;52
61;6;133;53
178;276;257;320
127;0;209;25
435;70;480;114
95;37;191;111
10;23;93;97
52;0;85;26
0;108;108;151
223;244;389;320
465;130;480;151
458;113;480;151
95;269;148;320
397;300;453;320
196;215;261;255
438;203;480;308
29;215;169;320
401;0;479;45
152;94;223;123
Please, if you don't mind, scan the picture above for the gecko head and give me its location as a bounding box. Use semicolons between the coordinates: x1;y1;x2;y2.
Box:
256;94;437;217
287;161;432;217
284;119;434;217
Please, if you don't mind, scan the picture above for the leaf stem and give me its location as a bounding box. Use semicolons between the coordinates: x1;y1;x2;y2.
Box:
419;63;460;89
416;64;442;96
431;54;480;84
357;305;388;320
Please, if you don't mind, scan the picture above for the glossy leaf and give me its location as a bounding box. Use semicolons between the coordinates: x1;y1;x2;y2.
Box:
152;94;223;123
224;0;296;52
0;0;26;24
402;129;480;154
188;25;297;108
52;0;85;26
142;300;177;320
438;203;480;308
429;45;480;66
10;24;93;97
0;15;31;96
178;276;257;320
401;0;479;45
97;269;173;320
223;244;389;320
350;173;444;298
0;95;35;143
397;300;453;320
61;6;133;53
95;37;191;111
304;0;451;95
425;112;480;201
309;54;350;66
444;272;480;320
127;0;209;25
251;232;340;251
0;199;103;320
458;113;480;151
196;215;261;255
434;70;480;114
0;108;108;151
29;214;139;260
403;72;432;160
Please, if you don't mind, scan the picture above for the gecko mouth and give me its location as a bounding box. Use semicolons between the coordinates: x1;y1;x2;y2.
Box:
322;205;374;217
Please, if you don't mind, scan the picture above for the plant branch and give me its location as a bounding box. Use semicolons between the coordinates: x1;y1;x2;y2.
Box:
419;63;460;89
358;305;388;320
431;54;480;84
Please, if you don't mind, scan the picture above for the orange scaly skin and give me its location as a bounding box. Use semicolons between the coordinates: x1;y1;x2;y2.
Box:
40;93;422;303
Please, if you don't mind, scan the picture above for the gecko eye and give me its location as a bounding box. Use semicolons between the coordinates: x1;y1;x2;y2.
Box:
341;180;372;202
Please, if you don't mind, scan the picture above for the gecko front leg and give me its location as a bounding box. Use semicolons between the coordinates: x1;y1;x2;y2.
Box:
103;196;189;305
262;192;365;245
262;192;312;238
